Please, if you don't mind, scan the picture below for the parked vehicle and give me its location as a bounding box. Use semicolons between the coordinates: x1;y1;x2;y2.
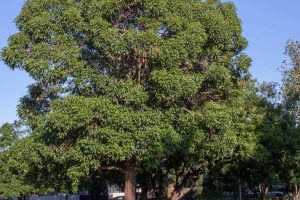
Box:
267;191;284;197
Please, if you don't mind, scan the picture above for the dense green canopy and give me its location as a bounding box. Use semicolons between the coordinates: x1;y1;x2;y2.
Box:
2;0;258;199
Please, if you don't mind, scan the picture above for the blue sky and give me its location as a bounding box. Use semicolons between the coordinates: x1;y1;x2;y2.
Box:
0;0;300;125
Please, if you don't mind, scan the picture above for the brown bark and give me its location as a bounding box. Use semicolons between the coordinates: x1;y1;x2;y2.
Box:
167;184;173;200
166;168;203;200
124;158;137;200
167;184;192;200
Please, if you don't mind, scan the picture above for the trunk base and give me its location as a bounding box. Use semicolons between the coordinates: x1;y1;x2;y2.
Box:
124;158;137;200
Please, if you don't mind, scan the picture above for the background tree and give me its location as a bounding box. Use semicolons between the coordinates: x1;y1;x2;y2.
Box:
0;136;52;199
0;121;36;198
0;121;23;151
2;0;255;199
282;40;300;123
279;40;300;199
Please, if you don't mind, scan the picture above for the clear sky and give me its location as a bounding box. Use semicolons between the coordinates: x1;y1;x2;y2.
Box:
0;0;300;125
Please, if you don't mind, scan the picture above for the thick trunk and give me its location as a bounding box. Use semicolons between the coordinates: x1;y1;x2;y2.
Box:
124;158;137;200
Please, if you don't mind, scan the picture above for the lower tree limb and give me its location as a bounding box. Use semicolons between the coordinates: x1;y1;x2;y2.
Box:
167;184;192;200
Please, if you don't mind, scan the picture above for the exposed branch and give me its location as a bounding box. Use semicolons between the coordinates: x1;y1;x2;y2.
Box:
182;107;193;114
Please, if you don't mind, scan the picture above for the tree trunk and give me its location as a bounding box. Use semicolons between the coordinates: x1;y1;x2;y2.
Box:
292;185;300;200
124;158;137;200
141;186;148;200
258;185;268;200
167;184;192;200
238;176;242;200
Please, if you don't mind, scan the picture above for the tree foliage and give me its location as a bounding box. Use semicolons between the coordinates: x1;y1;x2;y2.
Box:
1;0;258;199
282;40;300;123
0;121;24;150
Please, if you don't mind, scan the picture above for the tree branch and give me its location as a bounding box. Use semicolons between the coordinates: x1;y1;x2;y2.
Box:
100;166;126;174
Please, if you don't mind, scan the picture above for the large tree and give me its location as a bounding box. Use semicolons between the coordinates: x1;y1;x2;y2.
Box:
2;0;255;199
